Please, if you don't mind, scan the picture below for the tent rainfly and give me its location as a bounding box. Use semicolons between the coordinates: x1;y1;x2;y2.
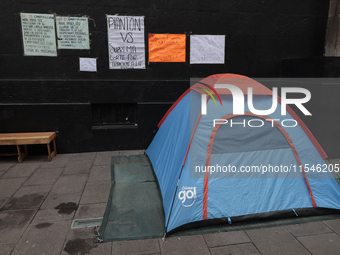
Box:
146;73;340;235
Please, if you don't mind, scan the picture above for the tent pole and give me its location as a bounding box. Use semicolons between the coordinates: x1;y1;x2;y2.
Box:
165;164;185;235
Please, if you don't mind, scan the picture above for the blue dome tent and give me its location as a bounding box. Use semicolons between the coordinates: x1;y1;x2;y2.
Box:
146;73;340;235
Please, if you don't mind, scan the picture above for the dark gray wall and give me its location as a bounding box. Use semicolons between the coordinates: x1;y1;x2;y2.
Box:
0;0;332;154
281;58;340;159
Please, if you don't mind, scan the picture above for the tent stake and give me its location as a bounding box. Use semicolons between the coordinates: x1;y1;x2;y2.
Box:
162;232;166;242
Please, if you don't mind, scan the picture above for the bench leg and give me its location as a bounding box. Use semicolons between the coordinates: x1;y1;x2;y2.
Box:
47;139;57;162
47;143;52;161
17;145;28;163
53;138;57;156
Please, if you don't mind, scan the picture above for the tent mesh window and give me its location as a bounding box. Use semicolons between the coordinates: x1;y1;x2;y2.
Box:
212;116;290;154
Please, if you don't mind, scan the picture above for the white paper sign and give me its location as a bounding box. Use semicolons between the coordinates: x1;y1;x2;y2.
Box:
79;58;97;72
20;13;57;57
107;15;145;69
190;35;225;64
56;16;90;50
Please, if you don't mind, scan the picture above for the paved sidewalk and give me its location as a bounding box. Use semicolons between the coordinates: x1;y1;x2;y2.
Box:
0;152;339;255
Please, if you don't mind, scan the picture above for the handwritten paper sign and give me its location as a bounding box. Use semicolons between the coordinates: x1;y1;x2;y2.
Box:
56;16;90;50
79;58;97;72
20;13;57;57
107;15;145;69
149;34;186;62
190;35;225;64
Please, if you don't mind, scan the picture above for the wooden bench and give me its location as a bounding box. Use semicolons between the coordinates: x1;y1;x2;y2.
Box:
0;132;57;163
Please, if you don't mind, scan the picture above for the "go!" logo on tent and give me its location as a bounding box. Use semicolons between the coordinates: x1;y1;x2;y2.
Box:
178;186;197;207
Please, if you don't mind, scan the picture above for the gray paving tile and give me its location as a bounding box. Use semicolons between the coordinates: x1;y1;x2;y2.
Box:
93;151;120;166
0;178;26;197
286;221;333;237
79;181;111;205
0;163;15;171
298;233;340;255
1;163;40;178
63;160;93;175
160;235;210;255
39;154;71;169
203;230;251;248
112;238;160;255
0;197;9;210
50;174;88;194
19;155;46;164
210;243;260;255
323;219;340;235
0;244;14;255
67;152;97;161
23;167;63;186
246;226;310;255
61;227;111;255
88;165;111;183
11;220;71;255
32;208;76;223
15;184;53;196
2;185;52;210
0;209;37;244
40;192;82;210
74;203;107;219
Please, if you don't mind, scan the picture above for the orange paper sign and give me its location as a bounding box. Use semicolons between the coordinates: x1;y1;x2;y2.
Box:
149;34;186;62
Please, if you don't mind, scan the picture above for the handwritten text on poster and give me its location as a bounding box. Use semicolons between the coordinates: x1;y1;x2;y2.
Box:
149;34;186;62
107;15;145;69
20;13;57;57
56;16;90;50
190;35;225;64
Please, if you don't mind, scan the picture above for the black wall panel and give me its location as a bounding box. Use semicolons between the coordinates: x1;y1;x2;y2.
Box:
0;0;334;155
281;57;340;158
